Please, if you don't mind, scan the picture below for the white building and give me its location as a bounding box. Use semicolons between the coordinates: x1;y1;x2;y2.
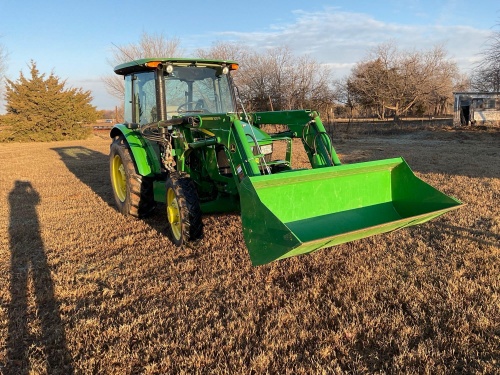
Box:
453;92;500;126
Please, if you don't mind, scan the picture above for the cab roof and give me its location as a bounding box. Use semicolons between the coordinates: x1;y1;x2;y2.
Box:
114;57;239;75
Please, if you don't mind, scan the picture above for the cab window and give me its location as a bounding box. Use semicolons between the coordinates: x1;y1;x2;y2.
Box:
133;71;156;124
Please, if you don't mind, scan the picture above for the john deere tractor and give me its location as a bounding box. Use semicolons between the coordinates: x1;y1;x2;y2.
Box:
109;58;462;266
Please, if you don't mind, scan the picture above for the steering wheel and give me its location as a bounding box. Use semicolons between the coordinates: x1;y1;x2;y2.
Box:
177;100;208;113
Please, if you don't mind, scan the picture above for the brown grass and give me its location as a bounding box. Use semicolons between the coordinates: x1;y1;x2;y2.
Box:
0;127;498;374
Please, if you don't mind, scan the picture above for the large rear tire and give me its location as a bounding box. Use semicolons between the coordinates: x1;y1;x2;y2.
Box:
110;135;155;218
166;172;203;246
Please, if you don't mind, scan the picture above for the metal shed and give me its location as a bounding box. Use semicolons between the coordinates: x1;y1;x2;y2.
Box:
453;92;500;126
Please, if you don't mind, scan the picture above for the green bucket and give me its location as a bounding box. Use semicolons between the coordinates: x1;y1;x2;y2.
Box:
240;157;463;266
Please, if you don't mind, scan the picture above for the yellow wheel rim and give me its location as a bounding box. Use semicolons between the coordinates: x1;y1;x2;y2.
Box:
167;188;182;240
112;155;127;202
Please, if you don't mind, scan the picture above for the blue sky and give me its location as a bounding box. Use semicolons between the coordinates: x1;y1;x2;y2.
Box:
0;0;498;111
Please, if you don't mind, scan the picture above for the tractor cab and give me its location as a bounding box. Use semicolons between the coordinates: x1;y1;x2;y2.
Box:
115;59;239;125
164;65;236;117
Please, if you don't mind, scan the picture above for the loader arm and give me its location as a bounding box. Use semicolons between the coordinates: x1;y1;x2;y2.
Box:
247;110;342;168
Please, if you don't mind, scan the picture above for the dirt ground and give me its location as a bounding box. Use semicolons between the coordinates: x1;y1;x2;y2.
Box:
0;127;498;374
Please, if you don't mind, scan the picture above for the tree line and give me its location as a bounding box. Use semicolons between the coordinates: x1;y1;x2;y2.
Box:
105;28;498;121
343;44;469;120
0;23;499;141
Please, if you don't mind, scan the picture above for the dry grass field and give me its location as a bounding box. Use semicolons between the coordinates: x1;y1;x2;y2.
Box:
0;126;498;374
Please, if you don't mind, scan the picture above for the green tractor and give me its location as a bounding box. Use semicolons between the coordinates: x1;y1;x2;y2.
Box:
109;58;462;266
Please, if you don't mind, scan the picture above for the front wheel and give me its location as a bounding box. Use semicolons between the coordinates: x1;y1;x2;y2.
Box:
110;135;155;217
166;172;203;246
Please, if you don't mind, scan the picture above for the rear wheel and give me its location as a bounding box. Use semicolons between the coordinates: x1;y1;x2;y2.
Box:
166;172;203;246
110;135;155;217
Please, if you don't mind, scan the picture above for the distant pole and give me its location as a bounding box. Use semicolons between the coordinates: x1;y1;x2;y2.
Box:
268;95;274;111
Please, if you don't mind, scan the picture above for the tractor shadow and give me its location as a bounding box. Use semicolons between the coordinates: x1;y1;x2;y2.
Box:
5;181;74;375
52;146;114;206
52;146;169;236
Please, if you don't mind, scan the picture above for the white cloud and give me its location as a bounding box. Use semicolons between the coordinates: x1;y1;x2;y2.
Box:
214;8;493;79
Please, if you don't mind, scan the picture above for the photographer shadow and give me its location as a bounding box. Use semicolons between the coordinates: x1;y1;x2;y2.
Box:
5;181;73;375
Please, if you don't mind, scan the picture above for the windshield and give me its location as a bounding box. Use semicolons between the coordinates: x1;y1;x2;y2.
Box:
164;66;235;118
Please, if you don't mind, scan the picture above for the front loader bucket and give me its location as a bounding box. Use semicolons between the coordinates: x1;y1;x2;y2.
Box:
240;157;462;266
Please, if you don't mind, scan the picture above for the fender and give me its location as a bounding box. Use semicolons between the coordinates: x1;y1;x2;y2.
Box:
110;124;162;177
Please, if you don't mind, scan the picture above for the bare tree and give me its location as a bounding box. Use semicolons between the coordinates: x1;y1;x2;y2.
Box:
236;50;272;111
285;54;335;113
348;57;388;119
348;43;460;118
471;66;500;92
231;46;335;113
472;20;500;92
334;77;357;119
423;47;466;115
195;41;250;63
198;43;336;113
102;32;184;99
194;41;252;93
